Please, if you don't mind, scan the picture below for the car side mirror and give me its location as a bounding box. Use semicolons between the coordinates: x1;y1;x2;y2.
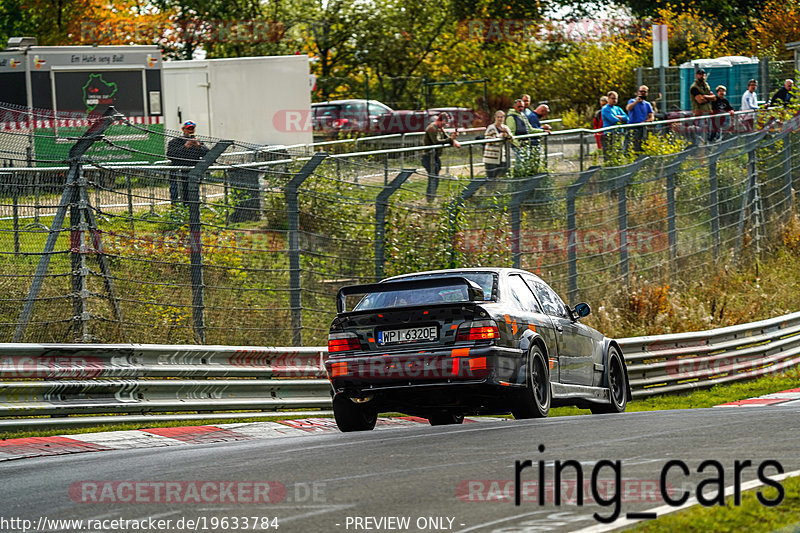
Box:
572;302;591;320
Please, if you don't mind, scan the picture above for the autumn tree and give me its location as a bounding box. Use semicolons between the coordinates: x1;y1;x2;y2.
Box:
749;0;800;60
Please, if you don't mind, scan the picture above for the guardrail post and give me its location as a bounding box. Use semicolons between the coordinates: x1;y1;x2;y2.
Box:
375;169;414;280
567;167;600;304
510;173;548;269
579;132;585;172
186;140;234;344
287;153;328;346
13;107;121;343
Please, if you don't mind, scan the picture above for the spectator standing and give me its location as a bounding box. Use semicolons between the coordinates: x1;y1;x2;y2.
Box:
770;79;795;106
166;120;209;206
740;79;759;132
483;110;512;179
505;99;529;167
601;91;628;156
422;112;461;202
741;79;759;111
521;94;535;127
593;96;608;149
710;85;735;141
625;85;654;151
690;69;716;142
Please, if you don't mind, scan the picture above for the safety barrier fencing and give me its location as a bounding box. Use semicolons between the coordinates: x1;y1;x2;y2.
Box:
1;310;798;431
619;310;800;398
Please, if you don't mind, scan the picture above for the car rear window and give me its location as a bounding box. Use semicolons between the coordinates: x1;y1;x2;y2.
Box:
353;273;496;311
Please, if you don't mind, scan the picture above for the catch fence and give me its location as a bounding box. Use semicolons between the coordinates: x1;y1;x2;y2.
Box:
0;102;798;346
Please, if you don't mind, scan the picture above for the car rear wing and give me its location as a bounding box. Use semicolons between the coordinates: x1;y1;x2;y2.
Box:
336;276;485;313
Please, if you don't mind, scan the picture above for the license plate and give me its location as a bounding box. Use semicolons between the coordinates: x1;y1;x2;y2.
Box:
377;326;438;345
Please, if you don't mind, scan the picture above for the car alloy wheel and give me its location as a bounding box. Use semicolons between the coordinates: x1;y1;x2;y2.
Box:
511;346;550;419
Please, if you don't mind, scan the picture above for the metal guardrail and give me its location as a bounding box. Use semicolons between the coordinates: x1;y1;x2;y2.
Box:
0;345;330;431
620;311;800;398
1;310;799;431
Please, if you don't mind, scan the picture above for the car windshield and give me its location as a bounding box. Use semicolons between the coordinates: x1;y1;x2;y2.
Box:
353;272;496;311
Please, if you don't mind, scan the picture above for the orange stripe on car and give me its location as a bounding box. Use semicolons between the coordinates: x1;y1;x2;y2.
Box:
469;357;487;371
528;324;536;332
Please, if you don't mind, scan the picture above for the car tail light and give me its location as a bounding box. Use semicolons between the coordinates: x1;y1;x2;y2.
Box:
456;320;499;342
328;332;361;353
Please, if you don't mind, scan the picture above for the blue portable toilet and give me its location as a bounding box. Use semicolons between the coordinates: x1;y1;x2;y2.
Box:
717;56;760;109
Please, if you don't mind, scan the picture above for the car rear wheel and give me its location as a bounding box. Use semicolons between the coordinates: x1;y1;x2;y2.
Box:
427;413;465;426
511;346;550;419
590;347;628;414
333;395;378;432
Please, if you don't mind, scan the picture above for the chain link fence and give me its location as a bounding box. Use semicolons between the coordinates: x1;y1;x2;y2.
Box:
1;102;798;346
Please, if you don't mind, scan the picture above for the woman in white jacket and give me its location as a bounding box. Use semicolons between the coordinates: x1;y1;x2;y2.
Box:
483;110;512;179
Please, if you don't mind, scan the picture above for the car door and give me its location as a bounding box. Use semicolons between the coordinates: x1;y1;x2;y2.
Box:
524;276;594;386
506;274;561;382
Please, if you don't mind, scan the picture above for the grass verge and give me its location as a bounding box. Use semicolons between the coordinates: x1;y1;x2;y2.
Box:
630;473;800;532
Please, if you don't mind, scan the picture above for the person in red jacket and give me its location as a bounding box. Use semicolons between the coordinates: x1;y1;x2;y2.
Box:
592;96;608;149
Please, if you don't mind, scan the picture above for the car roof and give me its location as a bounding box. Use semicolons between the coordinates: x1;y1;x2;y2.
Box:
312;99;390;107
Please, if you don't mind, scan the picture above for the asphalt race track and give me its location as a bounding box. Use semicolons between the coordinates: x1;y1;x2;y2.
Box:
1;406;798;533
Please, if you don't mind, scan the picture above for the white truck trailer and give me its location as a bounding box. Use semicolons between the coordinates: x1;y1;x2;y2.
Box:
162;55;313;146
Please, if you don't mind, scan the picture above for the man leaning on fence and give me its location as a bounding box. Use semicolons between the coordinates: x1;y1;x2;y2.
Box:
422;112;461;202
740;79;759;132
166;120;209;206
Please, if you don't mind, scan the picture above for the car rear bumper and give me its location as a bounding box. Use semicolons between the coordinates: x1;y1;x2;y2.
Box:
326;345;525;412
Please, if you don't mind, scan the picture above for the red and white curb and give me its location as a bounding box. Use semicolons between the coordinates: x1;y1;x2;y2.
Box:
0;416;495;462
715;387;800;407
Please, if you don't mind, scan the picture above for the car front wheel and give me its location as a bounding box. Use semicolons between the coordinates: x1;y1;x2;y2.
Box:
511;346;551;419
333;395;378;431
591;347;628;414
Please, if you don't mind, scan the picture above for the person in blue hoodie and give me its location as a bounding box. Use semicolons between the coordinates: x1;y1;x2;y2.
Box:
601;91;629;158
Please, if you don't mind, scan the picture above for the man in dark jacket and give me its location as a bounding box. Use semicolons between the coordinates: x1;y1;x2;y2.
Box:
422;112;460;201
166;120;209;205
770;79;795;107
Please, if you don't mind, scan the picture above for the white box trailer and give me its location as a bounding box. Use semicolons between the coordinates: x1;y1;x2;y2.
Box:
163;55;312;146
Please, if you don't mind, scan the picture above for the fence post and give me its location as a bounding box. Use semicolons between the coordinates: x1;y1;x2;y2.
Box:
783;132;793;219
71;170;92;341
708;157;721;262
510;173;548;269
9;172;19;255
375;169;414;280
185;140;233;345
616;158;647;289
736;150;758;261
287;153;328;346
567;167;600;304
13;107;122;342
